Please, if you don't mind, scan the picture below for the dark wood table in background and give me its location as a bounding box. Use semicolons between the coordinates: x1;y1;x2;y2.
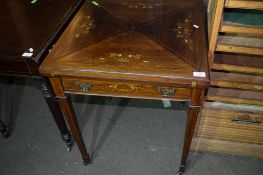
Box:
0;0;84;150
40;0;209;174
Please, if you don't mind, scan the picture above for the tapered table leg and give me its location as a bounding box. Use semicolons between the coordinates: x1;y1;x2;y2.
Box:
40;79;73;151
177;88;204;175
58;95;91;165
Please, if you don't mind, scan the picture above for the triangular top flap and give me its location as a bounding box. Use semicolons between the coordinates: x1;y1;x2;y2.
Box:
46;30;195;80
0;0;81;59
42;0;208;82
97;0;196;25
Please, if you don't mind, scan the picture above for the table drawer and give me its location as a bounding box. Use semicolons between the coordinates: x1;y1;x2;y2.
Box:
62;78;191;100
197;103;263;144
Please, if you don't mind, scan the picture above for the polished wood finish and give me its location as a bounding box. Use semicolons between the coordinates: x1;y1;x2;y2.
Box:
41;78;73;150
0;0;84;148
40;0;209;173
40;0;208;81
0;0;85;77
62;77;191;101
50;78;91;164
0;0;84;75
179;88;205;173
59;96;91;164
208;0;225;52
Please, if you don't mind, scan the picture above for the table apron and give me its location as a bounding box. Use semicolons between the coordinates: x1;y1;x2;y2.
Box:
61;78;192;101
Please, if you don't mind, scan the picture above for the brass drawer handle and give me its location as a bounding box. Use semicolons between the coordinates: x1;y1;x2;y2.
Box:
75;82;93;92
157;87;176;98
231;114;261;125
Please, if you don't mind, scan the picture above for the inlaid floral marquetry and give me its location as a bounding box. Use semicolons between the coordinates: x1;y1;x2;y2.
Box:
122;2;164;9
103;84;145;93
97;52;149;64
173;16;194;50
75;15;95;38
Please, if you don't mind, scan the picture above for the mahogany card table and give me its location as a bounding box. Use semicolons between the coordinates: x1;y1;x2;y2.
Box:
40;0;209;174
0;0;84;149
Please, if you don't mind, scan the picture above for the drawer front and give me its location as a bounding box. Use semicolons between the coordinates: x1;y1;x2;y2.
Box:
62;78;191;100
197;106;263;144
191;137;263;159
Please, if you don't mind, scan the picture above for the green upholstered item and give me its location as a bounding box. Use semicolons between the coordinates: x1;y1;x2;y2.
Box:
224;9;263;27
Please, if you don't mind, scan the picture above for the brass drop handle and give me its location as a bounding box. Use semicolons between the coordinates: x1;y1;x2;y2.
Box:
75;82;93;92
231;113;261;125
157;87;176;98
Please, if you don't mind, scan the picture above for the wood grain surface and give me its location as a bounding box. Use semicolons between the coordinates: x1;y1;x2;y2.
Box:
39;0;209;86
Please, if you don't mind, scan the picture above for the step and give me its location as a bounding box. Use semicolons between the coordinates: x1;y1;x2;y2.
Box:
225;0;263;10
212;52;263;75
216;34;263;55
203;101;263;113
206;87;263;106
221;8;263;36
210;71;263;91
220;24;263;36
